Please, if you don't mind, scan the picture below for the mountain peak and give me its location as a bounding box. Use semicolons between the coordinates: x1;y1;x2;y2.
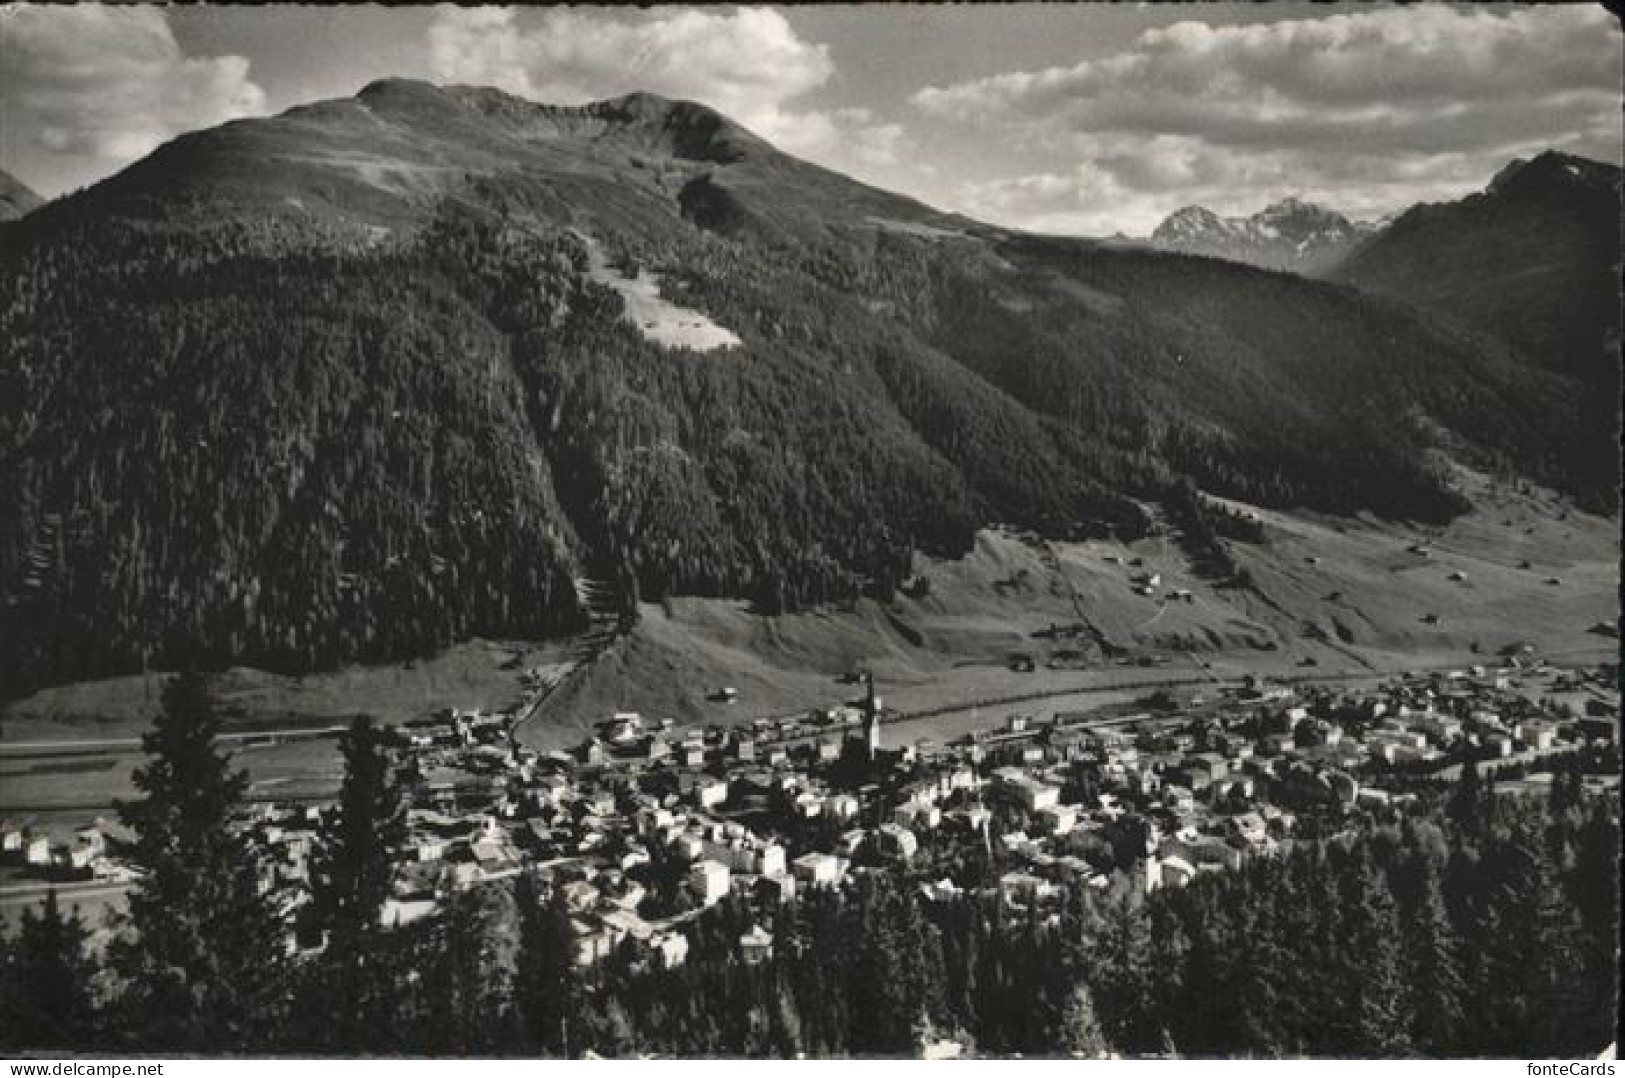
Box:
354;76;469;116
1259;196;1339;221
15;76;798;239
1164;204;1223;224
1150;197;1368;274
1333;147;1621;399
1262;196;1310;213
358;76;445;99
595;89;687;121
1487;149;1621;197
353;78;740;144
1153;205;1226;240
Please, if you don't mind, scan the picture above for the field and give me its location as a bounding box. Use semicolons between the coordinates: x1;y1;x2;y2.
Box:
0;638;573;821
1;637;567;745
3;466;1615;793
515;466;1617;750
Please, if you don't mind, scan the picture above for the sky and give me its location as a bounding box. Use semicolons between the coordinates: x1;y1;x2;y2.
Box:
1;2;1620;236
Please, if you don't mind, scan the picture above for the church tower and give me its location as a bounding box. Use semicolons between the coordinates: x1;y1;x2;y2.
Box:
864;674;882;761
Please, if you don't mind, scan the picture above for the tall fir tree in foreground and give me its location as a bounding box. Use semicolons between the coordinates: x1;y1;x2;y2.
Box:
309;715;406;945
1402;857;1466;1056
513;873;583;1057
1570;801;1620;1052
1056;982;1112;1058
109;671;289;1051
1344;854;1413;1058
294;714;408;1050
0;891;99;1051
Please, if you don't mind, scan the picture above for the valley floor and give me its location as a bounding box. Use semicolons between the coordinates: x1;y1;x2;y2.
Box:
2;469;1616;807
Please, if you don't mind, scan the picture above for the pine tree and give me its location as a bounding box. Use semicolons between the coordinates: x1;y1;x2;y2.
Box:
1343;855;1413;1057
309;714;406;945
768;969;806;1058
293;714;408;1049
1145;900;1189;1054
514;873;582;1056
797;887;851;1055
1403;857;1465;1055
1546;760;1581;817
1055;982;1111;1058
1231;880;1287;1057
1447;760;1486;836
417;890;504;1054
0;891;99;1051
1571;802;1620;1052
1264;855;1320;1054
845;874;945;1054
1441;839;1491;1046
1484;815;1590;1056
109;671;289;1051
1091;884;1158;1052
1174;889;1240;1055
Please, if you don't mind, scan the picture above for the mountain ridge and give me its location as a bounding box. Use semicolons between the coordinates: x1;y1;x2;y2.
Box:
1;80;1612;695
0;168;43;221
1332;149;1621;398
1149;196;1378;274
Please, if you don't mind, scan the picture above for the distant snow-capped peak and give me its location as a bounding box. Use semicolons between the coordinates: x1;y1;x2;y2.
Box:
1149;197;1380;274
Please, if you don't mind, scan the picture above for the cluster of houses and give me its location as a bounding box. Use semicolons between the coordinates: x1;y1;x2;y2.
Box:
873;661;1614;902
0;816;136;882
273;698;897;965
6;653;1613;971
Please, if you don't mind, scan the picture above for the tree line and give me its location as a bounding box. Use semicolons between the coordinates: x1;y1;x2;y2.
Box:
6;180;1613;695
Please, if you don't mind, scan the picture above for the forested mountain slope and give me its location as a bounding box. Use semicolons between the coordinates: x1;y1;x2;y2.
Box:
1332;151;1621;404
1;80;1612;693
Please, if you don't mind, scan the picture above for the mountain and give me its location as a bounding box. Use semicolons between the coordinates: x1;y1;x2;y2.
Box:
1149;197;1377;273
0;169;43;221
1332;150;1622;396
0;80;1611;694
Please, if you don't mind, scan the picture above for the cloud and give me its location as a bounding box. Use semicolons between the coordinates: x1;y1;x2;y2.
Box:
0;5;266;163
949;131;1578;237
913;5;1622;232
913;5;1618;143
428;7;830;116
954;168;1146;238
952;144;1525;237
425;6;911;181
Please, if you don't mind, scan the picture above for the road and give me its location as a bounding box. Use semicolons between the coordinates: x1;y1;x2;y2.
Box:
0;724;348;757
1;724;349;817
0;876;133;919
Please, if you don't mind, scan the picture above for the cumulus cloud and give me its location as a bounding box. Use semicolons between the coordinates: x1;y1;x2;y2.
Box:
955;168;1145;238
955;144;1521;237
914;4;1622;233
425;6;911;181
0;4;266;163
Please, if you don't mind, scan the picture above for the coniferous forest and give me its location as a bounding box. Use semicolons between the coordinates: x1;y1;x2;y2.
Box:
0;675;1615;1058
2;81;1616;697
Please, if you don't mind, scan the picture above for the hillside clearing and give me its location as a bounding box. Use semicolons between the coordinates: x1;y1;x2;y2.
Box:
576;231;740;351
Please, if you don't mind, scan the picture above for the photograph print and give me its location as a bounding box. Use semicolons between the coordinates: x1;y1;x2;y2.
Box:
0;1;1620;1060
